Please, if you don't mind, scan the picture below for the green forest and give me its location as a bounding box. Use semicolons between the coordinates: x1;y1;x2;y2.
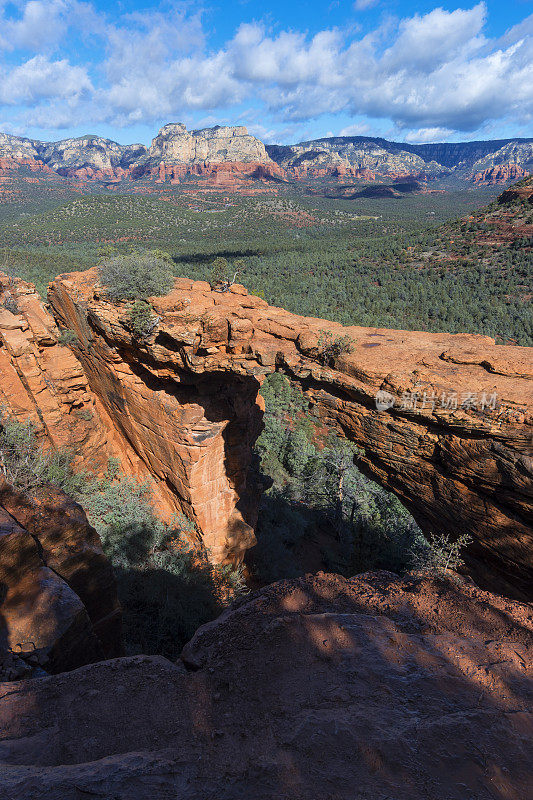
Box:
2;181;530;344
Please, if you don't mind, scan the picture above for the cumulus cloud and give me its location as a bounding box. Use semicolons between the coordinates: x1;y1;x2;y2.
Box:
383;4;487;71
1;0;532;141
0;55;92;104
0;0;97;51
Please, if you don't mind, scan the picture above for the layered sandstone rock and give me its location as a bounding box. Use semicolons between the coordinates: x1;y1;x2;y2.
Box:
0;133;41;161
130;125;285;186
148;123;272;165
0;128;531;187
0;571;531;799
0;273;113;473
40;137;146;178
267;137;447;177
0;133;146;181
473;163;531;185
471;142;533;179
0;272;175;512
48;270;533;598
0;480;121;678
144;160;286;186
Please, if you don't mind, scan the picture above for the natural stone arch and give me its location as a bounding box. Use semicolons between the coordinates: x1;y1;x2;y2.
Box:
40;270;533;600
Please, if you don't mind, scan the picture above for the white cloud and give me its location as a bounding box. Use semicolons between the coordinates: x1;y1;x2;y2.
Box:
0;55;92;104
0;0;98;51
353;0;378;10
338;122;371;136
404;127;454;143
383;4;487;71
1;1;532;142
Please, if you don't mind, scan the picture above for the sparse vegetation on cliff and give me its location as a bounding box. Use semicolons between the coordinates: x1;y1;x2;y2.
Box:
126;300;158;338
252;375;473;583
57;328;79;346
0;413;83;495
316;331;355;366
0;415;245;659
98;251;174;301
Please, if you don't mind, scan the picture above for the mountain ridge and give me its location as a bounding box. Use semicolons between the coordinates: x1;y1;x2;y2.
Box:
0;124;532;185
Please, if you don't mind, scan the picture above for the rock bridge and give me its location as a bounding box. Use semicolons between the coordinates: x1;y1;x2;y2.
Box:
2;271;532;600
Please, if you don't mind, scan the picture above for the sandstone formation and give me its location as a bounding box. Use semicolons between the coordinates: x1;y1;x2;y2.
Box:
0;273;115;474
0;133;41;161
0;479;121;679
471;142;533;179
267;137;445;177
0;132;147;181
267;136;533;180
35;136;146;181
148;123;272;164
142;159;286;187
0;272;177;513
473;163;531;185
0;127;531;187
47;269;533;599
0;570;531;799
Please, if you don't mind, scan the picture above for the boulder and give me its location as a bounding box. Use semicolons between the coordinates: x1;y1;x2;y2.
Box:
0;480;120;676
0;572;531;799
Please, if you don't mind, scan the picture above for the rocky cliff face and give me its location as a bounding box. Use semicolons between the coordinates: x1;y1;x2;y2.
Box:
46;269;533;600
0;127;530;185
267;137;445;177
0;133;40;160
0;273;112;471
0;479;121;679
267;136;533;181
473;163;531;185
148;123;272;164
472;141;533;174
0;124;275;183
40;136;147;180
1;570;532;799
0;132;147;181
0;272;180;511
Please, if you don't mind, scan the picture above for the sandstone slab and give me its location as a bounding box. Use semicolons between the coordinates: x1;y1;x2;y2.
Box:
0;572;531;799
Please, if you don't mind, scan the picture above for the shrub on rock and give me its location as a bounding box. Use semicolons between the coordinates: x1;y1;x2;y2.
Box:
98;253;174;301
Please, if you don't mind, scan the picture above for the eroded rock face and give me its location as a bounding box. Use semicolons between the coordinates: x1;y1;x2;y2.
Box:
47;270;533;598
473;163;531;185
0;480;121;678
0;273;113;473
148;123;273;165
266;137;445;176
0;571;531;799
1;129;531;187
0;272;159;488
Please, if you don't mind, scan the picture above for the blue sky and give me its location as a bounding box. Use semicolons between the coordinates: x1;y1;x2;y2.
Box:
0;0;531;145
